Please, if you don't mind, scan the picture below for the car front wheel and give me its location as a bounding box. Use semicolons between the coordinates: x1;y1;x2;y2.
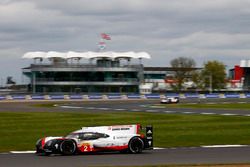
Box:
60;140;76;155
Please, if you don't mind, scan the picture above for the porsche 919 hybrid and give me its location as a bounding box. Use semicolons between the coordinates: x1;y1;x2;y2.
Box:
36;124;153;155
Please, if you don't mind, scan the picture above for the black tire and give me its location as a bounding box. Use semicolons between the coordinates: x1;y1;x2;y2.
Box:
60;140;76;155
128;137;144;154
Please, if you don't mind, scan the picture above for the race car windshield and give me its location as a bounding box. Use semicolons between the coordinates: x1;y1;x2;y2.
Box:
65;132;109;140
66;133;79;139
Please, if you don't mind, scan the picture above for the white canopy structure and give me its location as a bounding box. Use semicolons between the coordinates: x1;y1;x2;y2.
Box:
23;52;47;59
22;51;151;60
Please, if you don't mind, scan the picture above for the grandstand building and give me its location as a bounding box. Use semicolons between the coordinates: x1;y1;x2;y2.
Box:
228;60;250;90
22;51;150;93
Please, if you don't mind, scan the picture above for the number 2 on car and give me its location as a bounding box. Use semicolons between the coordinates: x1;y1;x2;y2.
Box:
79;143;92;152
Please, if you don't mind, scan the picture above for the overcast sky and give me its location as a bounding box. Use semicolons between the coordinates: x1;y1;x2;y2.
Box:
1;0;250;84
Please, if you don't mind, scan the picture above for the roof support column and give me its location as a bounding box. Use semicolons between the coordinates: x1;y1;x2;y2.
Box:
32;72;36;94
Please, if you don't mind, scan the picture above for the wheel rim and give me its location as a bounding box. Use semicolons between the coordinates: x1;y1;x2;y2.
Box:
130;138;143;153
61;141;75;154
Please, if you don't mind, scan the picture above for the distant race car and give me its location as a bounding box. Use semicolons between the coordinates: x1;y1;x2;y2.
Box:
160;97;179;104
36;124;153;155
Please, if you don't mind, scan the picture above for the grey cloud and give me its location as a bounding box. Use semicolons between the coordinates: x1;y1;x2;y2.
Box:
1;0;250;83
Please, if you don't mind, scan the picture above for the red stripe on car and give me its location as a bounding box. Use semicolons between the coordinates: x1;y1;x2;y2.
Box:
41;138;46;149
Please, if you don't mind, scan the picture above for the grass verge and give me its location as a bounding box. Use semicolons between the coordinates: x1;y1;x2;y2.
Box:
1;111;250;152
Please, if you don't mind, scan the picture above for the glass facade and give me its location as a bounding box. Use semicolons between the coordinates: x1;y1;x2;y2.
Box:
23;59;143;93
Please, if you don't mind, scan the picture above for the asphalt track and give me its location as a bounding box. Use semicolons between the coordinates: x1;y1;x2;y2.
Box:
1;98;250;166
2;147;250;167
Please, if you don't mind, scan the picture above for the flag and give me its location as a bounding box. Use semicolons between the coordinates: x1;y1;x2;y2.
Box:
98;41;106;50
101;33;111;40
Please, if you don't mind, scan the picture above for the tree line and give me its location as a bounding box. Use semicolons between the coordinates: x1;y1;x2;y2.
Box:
169;57;227;92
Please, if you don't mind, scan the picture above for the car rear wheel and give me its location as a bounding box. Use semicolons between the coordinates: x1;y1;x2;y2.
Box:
60;140;76;155
128;137;144;154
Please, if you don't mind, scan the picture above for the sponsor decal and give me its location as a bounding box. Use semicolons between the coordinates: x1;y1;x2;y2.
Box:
79;143;93;152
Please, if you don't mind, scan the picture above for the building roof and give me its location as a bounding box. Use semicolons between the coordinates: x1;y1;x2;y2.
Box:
144;67;202;71
22;51;151;60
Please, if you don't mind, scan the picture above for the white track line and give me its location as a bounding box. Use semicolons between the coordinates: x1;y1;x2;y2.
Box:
99;108;110;110
182;112;194;114
202;145;248;148
163;111;176;113
10;151;36;154
131;109;140;111
220;113;237;116
60;106;83;109
114;109;126;111
86;107;95;109
201;112;215;115
146;110;159;112
153;147;165;150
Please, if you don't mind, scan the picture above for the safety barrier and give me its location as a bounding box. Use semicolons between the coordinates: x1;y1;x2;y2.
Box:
205;93;220;98
144;94;161;99
127;94;141;99
224;94;241;98
0;96;5;100
0;93;249;101
11;95;26;100
49;95;65;100
165;93;179;97
184;93;200;98
107;95;122;99
244;94;250;98
31;95;45;100
88;95;103;99
69;95;83;100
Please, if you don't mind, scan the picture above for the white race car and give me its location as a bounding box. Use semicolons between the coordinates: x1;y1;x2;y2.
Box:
160;97;179;104
36;124;153;155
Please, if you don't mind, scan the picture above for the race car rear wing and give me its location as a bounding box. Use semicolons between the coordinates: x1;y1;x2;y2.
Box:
144;125;153;149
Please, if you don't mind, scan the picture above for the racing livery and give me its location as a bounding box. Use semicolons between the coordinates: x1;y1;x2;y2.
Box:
36;124;153;155
160;97;179;104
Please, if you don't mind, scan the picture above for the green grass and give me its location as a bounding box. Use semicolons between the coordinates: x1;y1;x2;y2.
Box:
1;111;250;152
158;103;250;110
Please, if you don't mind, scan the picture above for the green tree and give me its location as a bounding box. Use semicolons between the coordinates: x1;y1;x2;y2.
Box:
201;60;226;91
170;57;196;91
191;71;205;90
